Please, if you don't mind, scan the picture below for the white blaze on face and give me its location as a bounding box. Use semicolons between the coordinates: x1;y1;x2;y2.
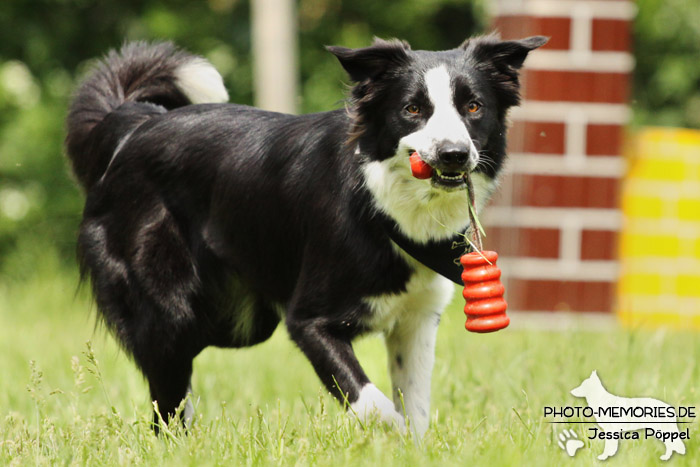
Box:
398;65;478;168
361;65;497;243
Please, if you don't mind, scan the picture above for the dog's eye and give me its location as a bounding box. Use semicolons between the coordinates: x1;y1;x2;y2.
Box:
405;104;420;115
467;102;481;113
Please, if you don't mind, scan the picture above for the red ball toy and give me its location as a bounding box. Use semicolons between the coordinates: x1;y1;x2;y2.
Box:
409;152;433;179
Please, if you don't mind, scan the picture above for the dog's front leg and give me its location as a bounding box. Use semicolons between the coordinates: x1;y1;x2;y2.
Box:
286;312;405;429
384;309;441;438
383;272;453;438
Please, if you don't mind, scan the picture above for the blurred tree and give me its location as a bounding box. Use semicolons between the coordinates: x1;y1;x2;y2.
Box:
297;0;486;112
0;0;254;279
633;0;700;129
0;0;486;278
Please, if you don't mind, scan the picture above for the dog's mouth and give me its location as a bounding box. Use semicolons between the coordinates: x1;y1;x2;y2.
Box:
431;168;467;190
433;168;467;183
408;149;468;191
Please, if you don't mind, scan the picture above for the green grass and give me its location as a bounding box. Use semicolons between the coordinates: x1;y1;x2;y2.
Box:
1;265;699;466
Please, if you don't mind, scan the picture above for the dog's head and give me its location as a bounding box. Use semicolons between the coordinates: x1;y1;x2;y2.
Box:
328;34;547;191
571;370;603;398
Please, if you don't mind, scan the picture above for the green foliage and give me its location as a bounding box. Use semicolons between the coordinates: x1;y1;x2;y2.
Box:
0;0;254;275
296;0;487;112
633;0;700;128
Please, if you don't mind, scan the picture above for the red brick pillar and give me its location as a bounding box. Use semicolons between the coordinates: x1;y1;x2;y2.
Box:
484;0;636;314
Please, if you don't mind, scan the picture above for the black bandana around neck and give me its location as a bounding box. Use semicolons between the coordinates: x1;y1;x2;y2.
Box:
381;216;470;285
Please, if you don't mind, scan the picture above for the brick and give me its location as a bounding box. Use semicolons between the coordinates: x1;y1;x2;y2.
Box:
488;188;510;208
509;121;566;154
492;15;531;40
523;70;630;104
486;227;561;258
493;16;571;50
586;124;624;156
592;19;631;52
509;279;614;312
487;172;515;207
534;17;572;50
581;230;618;260
512;174;620;209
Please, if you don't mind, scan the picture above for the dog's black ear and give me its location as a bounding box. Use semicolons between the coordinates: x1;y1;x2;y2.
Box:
326;38;410;82
463;34;549;70
462;34;548;109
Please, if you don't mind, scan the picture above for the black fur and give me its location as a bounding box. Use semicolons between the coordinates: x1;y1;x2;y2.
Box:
65;36;545;429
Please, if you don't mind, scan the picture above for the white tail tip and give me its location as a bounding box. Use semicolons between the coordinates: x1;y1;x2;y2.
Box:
175;58;229;104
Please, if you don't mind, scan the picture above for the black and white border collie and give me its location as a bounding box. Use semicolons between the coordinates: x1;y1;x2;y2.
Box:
66;35;546;437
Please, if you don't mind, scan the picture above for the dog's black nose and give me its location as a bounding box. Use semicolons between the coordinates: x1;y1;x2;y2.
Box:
437;143;471;168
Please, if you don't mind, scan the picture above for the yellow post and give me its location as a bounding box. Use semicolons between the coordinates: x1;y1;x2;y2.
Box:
618;128;700;329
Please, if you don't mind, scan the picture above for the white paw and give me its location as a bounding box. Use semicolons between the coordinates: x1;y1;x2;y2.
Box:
350;384;405;430
557;429;584;457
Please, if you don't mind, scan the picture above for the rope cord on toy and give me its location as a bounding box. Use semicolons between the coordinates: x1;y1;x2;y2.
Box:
464;172;484;252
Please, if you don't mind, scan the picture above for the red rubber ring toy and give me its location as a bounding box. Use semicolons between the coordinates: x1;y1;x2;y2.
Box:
461;250;509;333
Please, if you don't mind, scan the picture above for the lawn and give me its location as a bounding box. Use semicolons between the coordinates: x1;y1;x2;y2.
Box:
1;260;698;466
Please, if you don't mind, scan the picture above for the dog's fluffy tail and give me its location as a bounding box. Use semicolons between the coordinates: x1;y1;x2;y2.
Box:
65;41;229;190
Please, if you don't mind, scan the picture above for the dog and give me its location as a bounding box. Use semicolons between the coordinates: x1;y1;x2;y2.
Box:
65;35;546;437
571;370;687;460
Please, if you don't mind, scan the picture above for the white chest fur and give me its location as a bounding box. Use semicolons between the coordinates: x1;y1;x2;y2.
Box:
362;157;495;244
362;251;455;334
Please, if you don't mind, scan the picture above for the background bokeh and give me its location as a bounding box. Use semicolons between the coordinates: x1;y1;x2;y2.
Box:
0;0;490;281
1;0;699;285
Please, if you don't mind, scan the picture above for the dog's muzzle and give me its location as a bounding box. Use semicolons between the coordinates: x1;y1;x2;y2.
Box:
429;141;478;190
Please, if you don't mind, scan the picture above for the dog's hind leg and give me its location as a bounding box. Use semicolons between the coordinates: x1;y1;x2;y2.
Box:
80;205;204;432
141;352;196;432
105;271;201;432
127;204;205;432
